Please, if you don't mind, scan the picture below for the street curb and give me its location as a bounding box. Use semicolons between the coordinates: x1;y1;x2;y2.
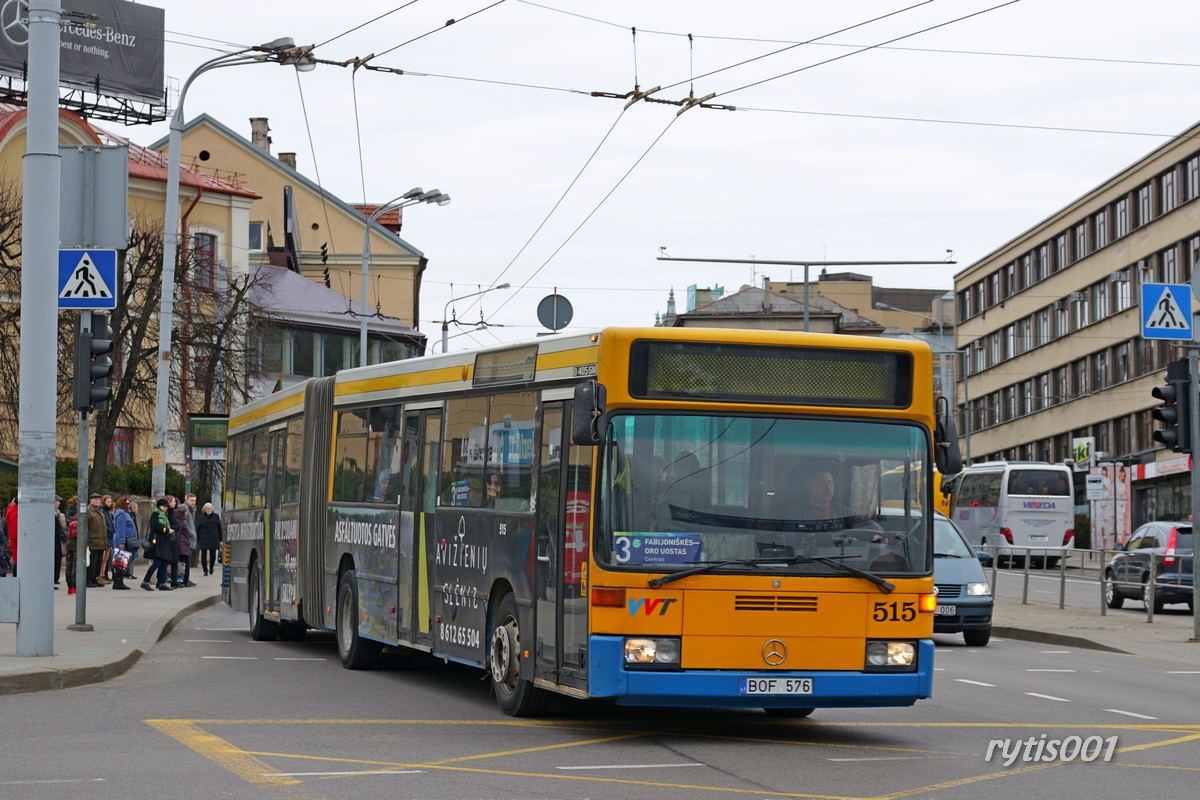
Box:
0;593;223;697
993;625;1132;655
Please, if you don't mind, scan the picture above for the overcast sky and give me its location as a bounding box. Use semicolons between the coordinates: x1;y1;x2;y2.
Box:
129;0;1200;348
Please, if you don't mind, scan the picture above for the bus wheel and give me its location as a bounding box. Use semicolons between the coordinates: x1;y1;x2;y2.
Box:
336;570;381;669
249;567;279;642
489;593;548;717
763;707;814;719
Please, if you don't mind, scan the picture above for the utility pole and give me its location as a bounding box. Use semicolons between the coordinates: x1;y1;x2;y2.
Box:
14;0;63;655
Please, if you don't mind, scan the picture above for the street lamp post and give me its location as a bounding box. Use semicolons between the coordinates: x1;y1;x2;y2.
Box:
151;39;315;498
359;189;451;366
439;284;511;353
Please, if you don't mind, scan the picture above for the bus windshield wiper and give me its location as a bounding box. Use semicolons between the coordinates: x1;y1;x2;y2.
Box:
804;556;895;593
648;555;806;588
647;554;895;593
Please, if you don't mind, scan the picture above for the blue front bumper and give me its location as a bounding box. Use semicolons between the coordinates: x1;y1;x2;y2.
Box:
586;636;935;709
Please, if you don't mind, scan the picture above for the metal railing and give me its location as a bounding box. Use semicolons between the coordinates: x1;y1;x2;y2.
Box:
980;544;1194;623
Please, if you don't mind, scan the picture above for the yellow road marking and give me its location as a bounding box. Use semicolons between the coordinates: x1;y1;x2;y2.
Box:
145;720;302;788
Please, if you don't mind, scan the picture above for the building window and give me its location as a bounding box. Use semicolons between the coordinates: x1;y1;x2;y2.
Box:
1005;324;1015;360
248;221;265;253
1094;280;1109;320
988;272;1000;307
1004;262;1016;295
1074;222;1090;260
1018;317;1032;354
1072;358;1089;397
1137;182;1153;226
1021;379;1034;416
1093;350;1108;389
1022;254;1033;286
1115;197;1129;238
110;426;134;468
1039;373;1051;409
192;232;216;290
1114;270;1132;311
1002;387;1016;421
1115;342;1130;382
1095;209;1108;249
1055;303;1069;337
1037;245;1049;281
988;332;1000;366
1162;245;1179;283
1073;294;1090;329
1188;156;1200;201
1055;235;1067;272
1036;309;1051;346
1162;169;1178;213
1055;367;1068;405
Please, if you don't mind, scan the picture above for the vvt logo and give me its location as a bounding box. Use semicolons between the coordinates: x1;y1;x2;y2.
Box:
1023;501;1057;509
629;597;677;616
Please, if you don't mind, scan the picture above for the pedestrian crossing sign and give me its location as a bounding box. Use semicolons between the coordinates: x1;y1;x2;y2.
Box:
58;249;117;309
1140;282;1193;341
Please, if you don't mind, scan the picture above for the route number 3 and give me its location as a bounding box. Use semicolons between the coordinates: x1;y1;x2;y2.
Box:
872;600;916;622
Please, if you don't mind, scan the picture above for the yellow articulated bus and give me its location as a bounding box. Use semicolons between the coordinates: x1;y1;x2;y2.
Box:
222;327;961;717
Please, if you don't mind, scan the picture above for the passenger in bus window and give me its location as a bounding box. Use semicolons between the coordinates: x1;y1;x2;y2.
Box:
486;472;504;508
372;469;393;503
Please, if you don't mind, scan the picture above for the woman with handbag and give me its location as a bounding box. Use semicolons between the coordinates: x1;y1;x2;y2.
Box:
110;498;138;590
140;498;177;591
115;497;140;580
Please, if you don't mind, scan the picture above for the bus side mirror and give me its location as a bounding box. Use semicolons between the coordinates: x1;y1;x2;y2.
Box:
934;398;963;477
571;380;606;446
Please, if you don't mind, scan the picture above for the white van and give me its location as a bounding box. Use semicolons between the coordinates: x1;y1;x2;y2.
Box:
948;461;1075;567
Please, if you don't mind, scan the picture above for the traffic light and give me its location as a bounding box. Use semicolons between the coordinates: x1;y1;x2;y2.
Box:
1151;358;1191;453
73;314;114;412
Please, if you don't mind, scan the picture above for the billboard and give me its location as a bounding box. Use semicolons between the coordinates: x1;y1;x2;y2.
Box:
0;0;165;105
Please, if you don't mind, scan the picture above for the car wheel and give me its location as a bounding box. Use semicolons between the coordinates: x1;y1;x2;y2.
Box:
963;627;991;647
1105;571;1124;609
763;707;815;718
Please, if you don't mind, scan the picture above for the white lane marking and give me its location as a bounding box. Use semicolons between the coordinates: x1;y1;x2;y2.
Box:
265;770;423;777
1167;671;1200;674
557;763;704;771
201;656;258;660
828;756;957;762
0;779;106;786
1034;589;1054;595
199;627;247;631
954;679;996;687
274;657;327;661
1039;650;1072;654
1105;709;1158;720
185;639;231;643
1026;669;1076;672
934;667;946;671
1025;692;1070;702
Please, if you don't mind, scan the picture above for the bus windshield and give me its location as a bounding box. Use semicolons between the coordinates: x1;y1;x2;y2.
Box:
595;413;931;576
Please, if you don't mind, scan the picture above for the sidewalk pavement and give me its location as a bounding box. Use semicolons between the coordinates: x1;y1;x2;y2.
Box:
0;564;223;696
0;574;1197;696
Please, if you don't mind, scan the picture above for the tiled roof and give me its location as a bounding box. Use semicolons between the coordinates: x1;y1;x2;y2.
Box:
681;286;882;329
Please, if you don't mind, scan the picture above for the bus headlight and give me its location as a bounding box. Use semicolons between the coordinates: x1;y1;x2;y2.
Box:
624;637;681;667
864;641;916;671
967;581;991;596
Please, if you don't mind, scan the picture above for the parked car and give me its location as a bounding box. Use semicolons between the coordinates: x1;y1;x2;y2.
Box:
1105;521;1194;613
933;513;994;646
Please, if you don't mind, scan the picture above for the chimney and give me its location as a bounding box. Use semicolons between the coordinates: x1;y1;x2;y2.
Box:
250;117;272;154
279;152;297;170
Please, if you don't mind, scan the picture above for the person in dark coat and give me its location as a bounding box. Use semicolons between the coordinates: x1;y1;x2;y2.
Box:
196;502;223;577
173;501;194;587
141;498;177;591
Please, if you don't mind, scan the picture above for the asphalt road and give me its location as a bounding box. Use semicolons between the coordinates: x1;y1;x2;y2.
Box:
0;605;1196;800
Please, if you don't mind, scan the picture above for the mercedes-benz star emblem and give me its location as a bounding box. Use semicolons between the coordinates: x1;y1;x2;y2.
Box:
1;0;29;48
762;639;787;666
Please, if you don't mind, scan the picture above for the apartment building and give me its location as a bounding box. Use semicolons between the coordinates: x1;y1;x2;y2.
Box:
954;120;1200;527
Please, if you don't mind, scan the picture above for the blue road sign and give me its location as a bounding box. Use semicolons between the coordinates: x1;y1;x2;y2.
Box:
58;249;117;310
1141;282;1193;341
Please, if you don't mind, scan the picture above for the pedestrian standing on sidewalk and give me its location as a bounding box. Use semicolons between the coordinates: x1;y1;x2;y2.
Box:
124;499;141;580
5;496;17;576
109;498;138;590
100;494;117;583
196;502;223;576
64;496;79;594
53;495;67;588
85;494;107;588
174;501;194;587
185;493;199;569
141;498;177;591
